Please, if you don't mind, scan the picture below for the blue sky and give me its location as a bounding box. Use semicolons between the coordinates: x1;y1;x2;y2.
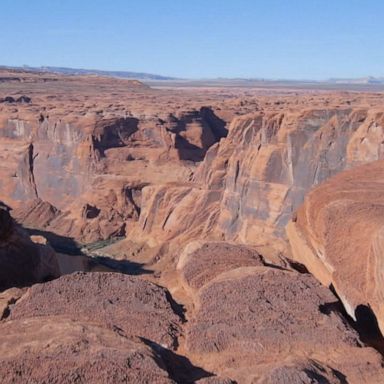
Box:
0;0;383;79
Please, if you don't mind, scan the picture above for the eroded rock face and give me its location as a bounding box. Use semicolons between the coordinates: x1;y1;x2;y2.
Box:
287;159;384;335
0;206;60;290
197;109;384;245
184;266;384;383
2;72;384;252
0;93;227;244
12;198;59;228
2;72;384;383
126;107;384;257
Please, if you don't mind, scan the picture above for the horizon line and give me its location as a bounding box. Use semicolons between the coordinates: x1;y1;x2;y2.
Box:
1;63;383;84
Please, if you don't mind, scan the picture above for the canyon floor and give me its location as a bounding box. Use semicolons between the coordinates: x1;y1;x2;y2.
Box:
1;68;384;383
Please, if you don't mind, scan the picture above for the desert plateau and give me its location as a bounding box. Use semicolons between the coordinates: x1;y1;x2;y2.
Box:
0;67;383;383
1;1;384;382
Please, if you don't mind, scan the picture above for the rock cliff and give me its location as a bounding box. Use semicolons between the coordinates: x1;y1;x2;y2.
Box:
287;159;384;337
0;203;60;290
1;71;384;382
128;106;384;258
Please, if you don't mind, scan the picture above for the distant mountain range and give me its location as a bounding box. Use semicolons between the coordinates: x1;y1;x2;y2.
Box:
1;65;383;85
327;76;384;84
209;76;384;85
0;65;177;81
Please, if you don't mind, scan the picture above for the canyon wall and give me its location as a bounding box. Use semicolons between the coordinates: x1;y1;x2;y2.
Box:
1;72;384;382
130;107;384;257
0;107;227;243
3;98;384;264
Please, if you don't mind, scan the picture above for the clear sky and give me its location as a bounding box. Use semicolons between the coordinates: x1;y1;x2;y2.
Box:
0;0;383;79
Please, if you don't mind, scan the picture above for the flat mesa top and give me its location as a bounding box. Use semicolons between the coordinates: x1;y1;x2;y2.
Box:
0;68;383;127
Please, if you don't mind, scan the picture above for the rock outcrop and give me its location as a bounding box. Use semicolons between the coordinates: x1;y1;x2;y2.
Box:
184;265;384;383
0;204;60;290
9;272;182;349
177;241;266;300
174;240;384;383
0;272;183;383
287;159;384;336
0;318;176;384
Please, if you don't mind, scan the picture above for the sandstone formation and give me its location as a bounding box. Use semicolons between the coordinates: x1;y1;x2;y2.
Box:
0;70;233;244
0;204;60;290
0;318;176;384
287;159;384;336
177;241;266;293
172;241;384;383
129;106;384;259
0;272;180;383
9;272;182;349
3;68;384;253
1;271;233;383
176;241;270;308
184;266;383;383
1;69;384;383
